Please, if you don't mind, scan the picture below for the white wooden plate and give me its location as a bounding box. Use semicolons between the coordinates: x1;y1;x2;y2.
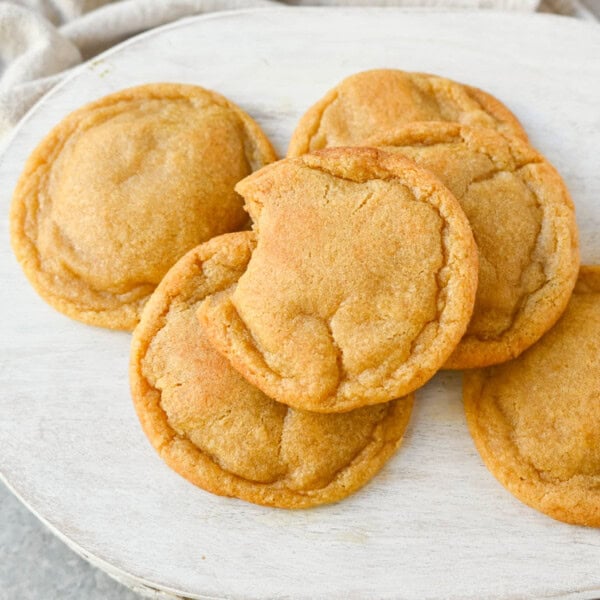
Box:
1;8;600;600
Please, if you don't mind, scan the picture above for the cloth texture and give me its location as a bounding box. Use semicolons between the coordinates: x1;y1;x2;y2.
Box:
0;0;595;145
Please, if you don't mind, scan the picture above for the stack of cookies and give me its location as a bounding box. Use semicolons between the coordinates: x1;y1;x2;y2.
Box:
10;70;599;526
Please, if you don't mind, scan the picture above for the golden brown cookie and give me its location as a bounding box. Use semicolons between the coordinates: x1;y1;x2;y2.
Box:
130;232;413;509
287;69;526;156
10;83;277;330
464;267;600;527
198;147;478;413
367;122;579;369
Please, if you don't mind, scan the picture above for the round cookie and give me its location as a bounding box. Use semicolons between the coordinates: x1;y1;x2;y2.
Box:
368;122;579;369
198;147;478;413
287;69;526;157
130;232;413;509
10;83;277;330
464;267;600;527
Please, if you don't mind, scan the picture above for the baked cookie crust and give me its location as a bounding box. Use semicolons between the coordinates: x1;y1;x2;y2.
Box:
130;232;413;509
368;122;579;368
287;69;527;157
464;267;600;527
10;83;276;330
199;147;478;412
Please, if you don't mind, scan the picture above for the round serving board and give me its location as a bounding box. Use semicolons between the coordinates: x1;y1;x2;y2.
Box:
1;8;600;600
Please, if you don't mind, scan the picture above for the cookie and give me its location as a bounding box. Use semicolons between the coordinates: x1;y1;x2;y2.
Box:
130;232;413;509
287;69;526;157
10;83;277;330
198;147;478;413
367;123;579;368
463;267;600;527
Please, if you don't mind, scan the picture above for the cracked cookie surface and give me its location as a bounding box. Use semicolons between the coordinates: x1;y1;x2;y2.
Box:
10;83;276;330
198;148;478;412
368;123;579;368
130;232;413;508
287;69;526;157
463;266;600;527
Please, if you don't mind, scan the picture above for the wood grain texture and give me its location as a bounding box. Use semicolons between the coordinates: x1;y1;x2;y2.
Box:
0;8;600;600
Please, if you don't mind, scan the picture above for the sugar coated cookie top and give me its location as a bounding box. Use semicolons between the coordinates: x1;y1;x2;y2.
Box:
199;147;478;412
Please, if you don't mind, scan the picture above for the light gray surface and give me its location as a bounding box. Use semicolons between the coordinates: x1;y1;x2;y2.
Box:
0;480;142;600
